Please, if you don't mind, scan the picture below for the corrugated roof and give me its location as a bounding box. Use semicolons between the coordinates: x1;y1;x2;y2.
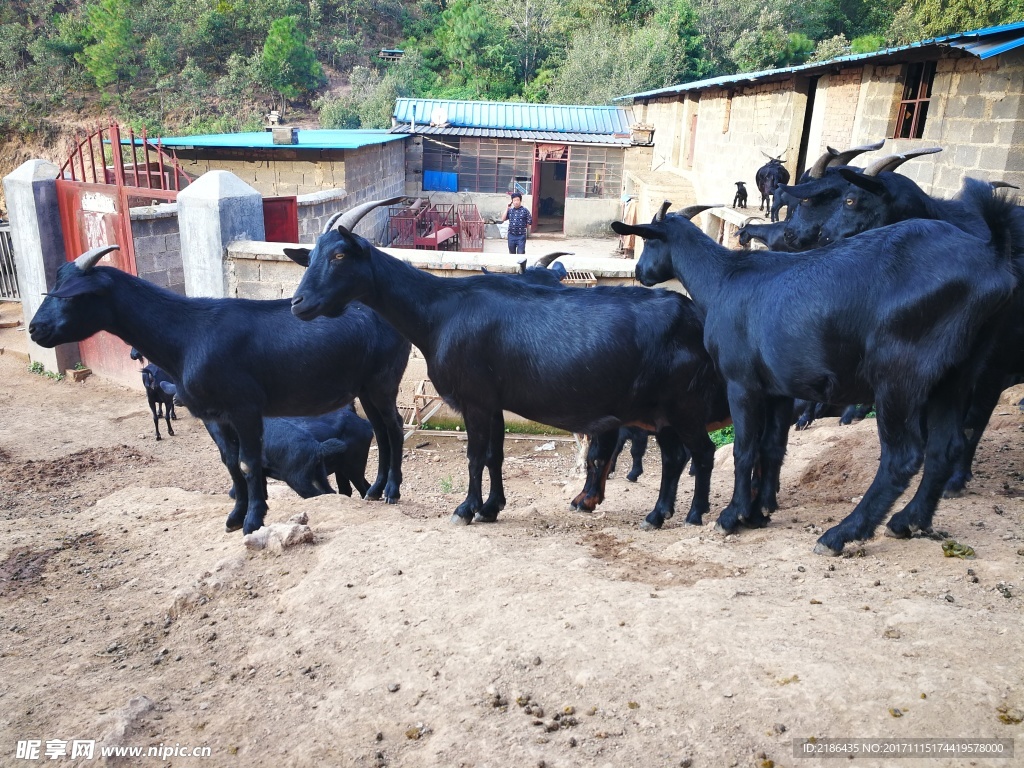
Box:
619;20;1024;101
392;98;634;137
127;130;408;150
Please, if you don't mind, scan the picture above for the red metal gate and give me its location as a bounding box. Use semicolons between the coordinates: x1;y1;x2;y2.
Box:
55;123;191;387
262;196;299;243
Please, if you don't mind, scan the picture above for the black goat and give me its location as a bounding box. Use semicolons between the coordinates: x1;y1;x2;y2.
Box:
732;182;748;209
780;145;939;250
736;219;792;251
288;199;731;530
813;173;1024;495
211;406;373;500
130;347;176;440
29;245;410;535
618;194;1019;556
754;154;791;221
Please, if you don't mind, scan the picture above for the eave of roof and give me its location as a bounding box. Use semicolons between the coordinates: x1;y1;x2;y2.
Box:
390;124;632;146
125;130;408;150
392;98;634;136
617;20;1024;101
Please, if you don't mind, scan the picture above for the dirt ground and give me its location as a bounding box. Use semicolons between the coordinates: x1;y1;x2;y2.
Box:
1;331;1023;767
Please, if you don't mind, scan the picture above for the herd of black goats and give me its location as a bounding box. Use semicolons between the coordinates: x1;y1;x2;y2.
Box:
27;138;1024;557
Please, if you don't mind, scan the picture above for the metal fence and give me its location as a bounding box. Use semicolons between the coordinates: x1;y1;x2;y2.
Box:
0;221;20;300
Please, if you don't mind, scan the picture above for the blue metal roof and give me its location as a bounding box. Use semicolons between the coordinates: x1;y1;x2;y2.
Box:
619;20;1024;101
128;130;408;150
393;98;633;136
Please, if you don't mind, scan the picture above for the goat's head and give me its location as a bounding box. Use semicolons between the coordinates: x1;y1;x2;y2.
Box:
613;201;718;287
287;197;404;321
778;178;849;250
29;245;120;348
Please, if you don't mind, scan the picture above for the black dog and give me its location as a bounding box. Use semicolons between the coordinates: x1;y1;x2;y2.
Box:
733;181;748;209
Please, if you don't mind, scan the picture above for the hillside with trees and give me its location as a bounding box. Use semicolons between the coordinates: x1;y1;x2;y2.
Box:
1;0;1023;148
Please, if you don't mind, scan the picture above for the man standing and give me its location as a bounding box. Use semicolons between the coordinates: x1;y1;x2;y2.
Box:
500;192;532;254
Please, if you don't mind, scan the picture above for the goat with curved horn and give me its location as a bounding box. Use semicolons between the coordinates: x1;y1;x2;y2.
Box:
75;244;121;271
679;204;724;220
534;251;574;268
862;147;942;177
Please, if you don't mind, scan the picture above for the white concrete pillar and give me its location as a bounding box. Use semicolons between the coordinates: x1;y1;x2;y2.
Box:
2;159;79;372
177;171;265;298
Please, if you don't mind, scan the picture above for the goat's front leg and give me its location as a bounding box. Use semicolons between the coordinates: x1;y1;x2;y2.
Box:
716;383;764;533
571;430;618;511
451;409;489;525
360;395;403;503
204;421;248;532
474;412;507;523
232;412;268;534
150;399;163;441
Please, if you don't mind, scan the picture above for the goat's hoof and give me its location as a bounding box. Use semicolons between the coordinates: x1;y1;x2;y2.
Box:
639;518;661;531
225;522;243;533
714;521;738;535
449;513;471;526
626;472;642;482
883;525;911;539
473;511;499;523
740;513;770;529
812;541;843;557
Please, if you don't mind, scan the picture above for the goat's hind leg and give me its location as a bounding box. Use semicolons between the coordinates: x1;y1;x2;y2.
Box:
815;400;923;555
474;412;507;523
746;396;792;528
232;412;269;534
640;427;693;530
571;430;618;512
888;384;968;538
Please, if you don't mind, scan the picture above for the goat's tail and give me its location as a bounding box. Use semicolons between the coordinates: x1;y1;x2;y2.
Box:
967;179;1023;263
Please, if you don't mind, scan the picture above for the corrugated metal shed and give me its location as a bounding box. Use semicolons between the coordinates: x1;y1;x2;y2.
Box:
391;98;634;144
129;130;408;150
618;20;1024;101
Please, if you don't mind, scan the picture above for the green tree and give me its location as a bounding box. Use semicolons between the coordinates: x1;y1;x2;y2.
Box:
808;33;851;62
731;9;789;71
77;0;139;89
261;15;323;110
910;0;1024;37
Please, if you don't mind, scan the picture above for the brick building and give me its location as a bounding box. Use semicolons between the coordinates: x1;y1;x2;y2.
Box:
616;21;1024;244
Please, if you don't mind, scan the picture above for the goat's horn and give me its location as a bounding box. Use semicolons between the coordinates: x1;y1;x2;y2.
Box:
741;216;758;227
74;245;120;271
324;196;406;234
826;139;887;168
991;180;1020;190
806;149;835;179
535;251;573;267
679;204;722;220
655;200;673;222
862;147;942;177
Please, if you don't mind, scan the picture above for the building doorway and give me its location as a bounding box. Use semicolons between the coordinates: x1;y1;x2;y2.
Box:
532;144;568;234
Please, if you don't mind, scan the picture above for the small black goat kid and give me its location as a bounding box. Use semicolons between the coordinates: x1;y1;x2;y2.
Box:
29;245;410;535
288;199;730;531
618;195;1019;556
732;182;748;209
754;154;791;221
130;347;177;440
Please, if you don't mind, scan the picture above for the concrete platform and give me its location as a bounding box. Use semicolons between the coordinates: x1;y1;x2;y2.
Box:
0;301;28;361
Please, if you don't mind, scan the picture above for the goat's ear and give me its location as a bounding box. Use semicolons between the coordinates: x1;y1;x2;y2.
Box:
837;168;886;197
159;381;177;396
611;221;664;240
283;247;311;267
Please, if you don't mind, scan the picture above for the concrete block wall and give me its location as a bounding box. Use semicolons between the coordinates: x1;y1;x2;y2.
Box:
179;155;345;196
815;69;863;155
129;203;184;294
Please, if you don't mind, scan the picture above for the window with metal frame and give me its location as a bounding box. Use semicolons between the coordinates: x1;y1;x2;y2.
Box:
894;61;937;139
423;137;534;193
567;147;623;199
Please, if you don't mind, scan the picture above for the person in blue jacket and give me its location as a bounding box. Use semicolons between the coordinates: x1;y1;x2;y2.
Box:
500;192;532;254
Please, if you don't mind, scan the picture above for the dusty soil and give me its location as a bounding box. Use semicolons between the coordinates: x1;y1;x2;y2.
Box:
1;347;1023;768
